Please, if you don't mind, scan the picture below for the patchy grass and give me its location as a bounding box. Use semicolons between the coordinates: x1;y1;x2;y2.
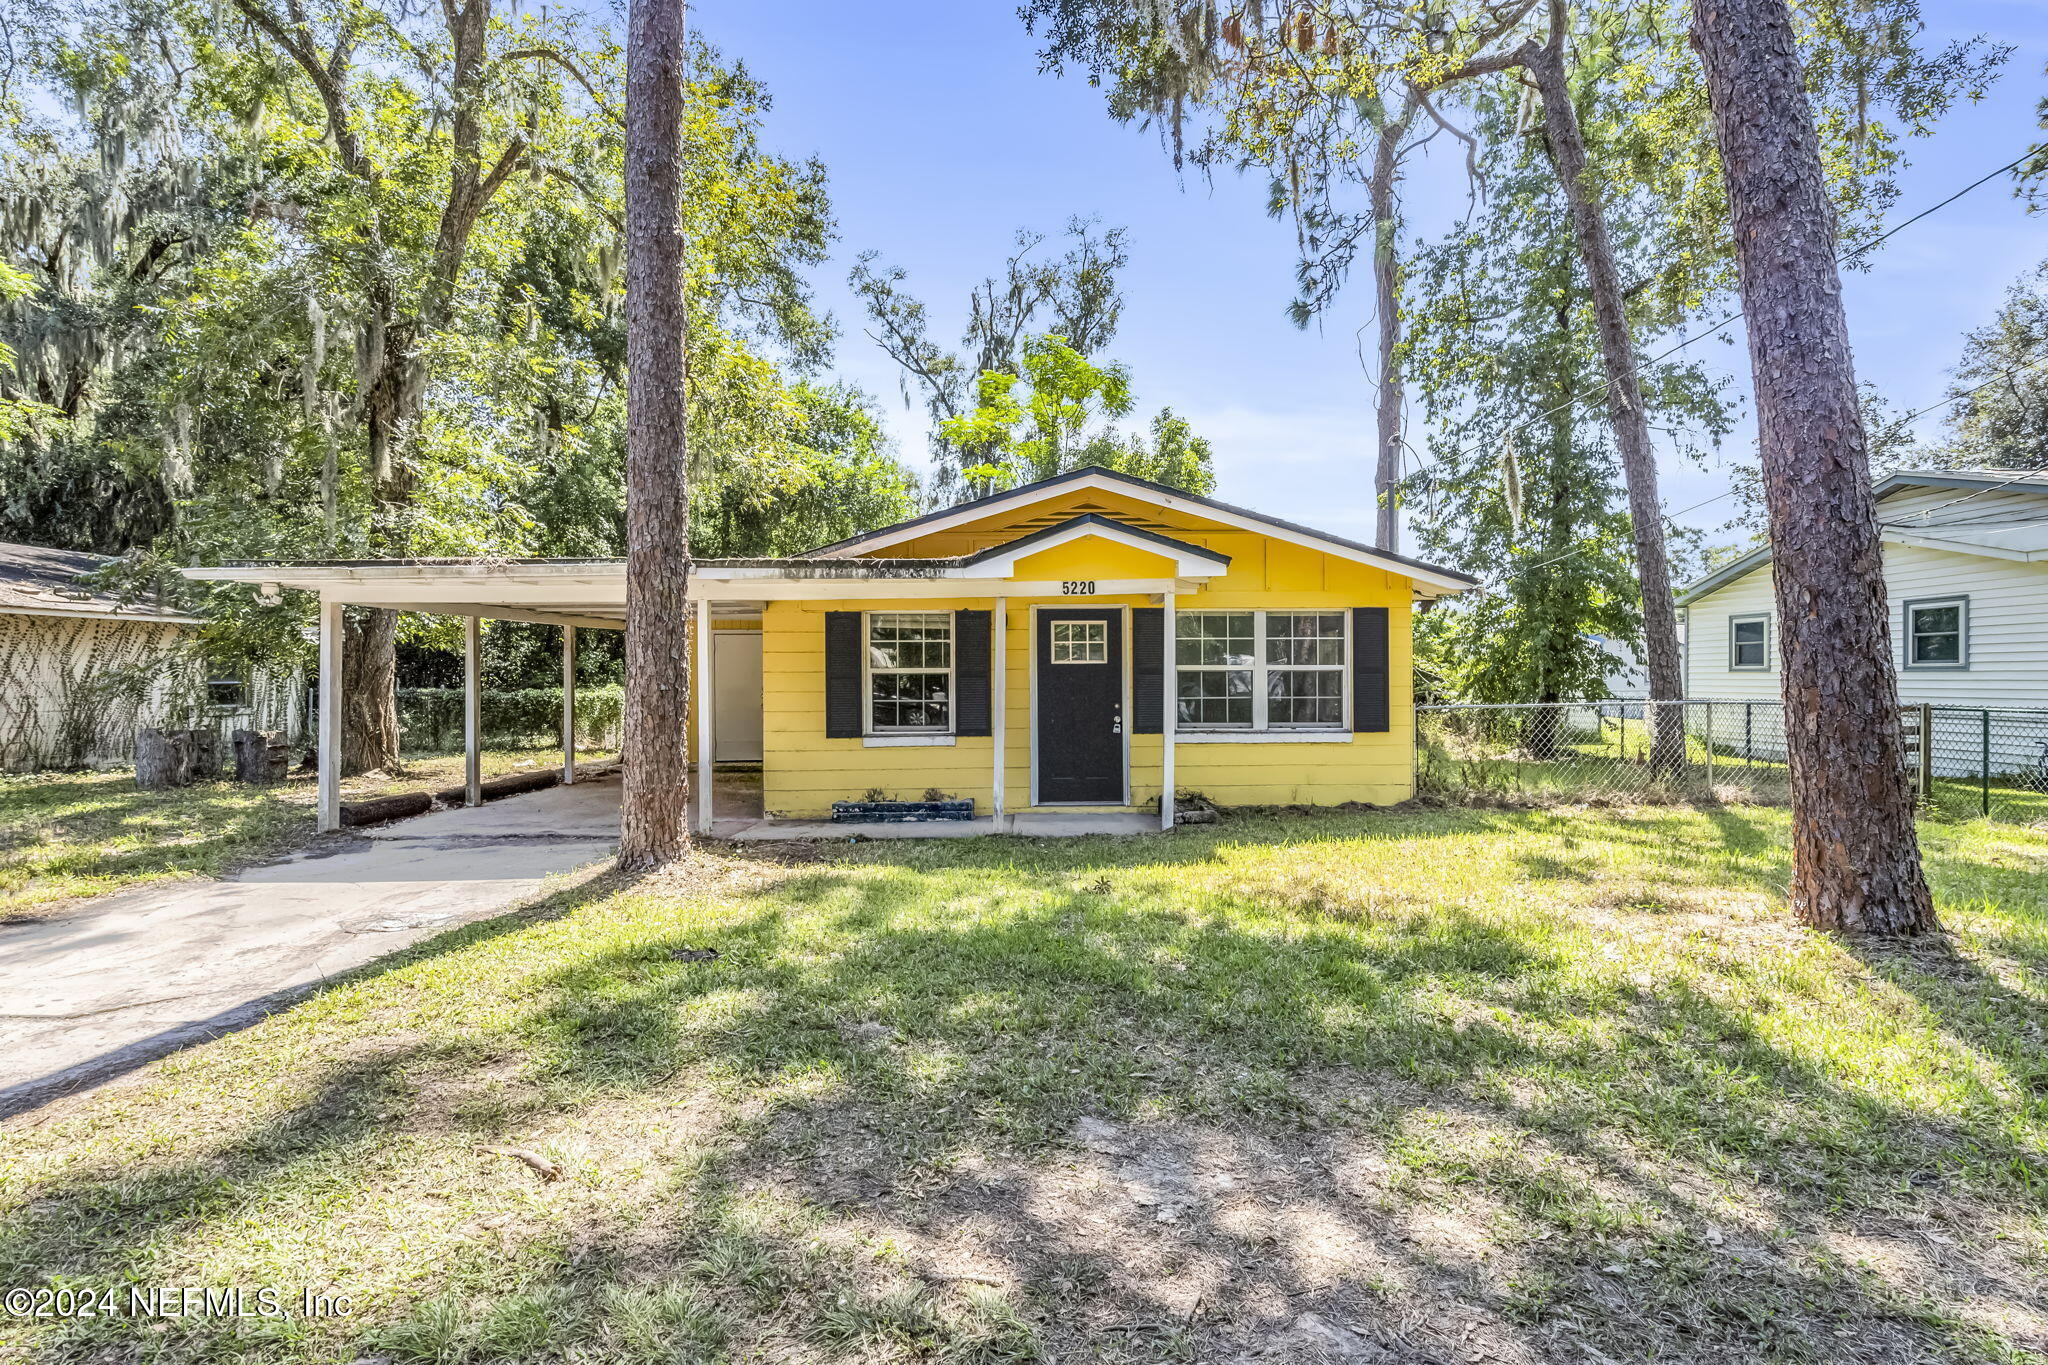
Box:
3;805;2047;1362
0;749;607;917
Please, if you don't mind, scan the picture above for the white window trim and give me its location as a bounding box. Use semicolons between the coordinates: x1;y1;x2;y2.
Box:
863;734;957;748
1175;730;1352;744
863;610;956;736
1174;608;1350;733
1903;595;1969;670
1728;613;1771;672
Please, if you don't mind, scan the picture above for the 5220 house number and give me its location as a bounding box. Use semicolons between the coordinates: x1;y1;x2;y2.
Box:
1060;580;1097;595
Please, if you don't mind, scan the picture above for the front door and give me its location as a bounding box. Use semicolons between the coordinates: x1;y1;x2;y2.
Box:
1036;608;1125;804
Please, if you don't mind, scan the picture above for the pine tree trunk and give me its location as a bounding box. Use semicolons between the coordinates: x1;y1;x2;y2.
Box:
1690;0;1936;934
1368;103;1417;554
618;0;692;869
1521;17;1687;773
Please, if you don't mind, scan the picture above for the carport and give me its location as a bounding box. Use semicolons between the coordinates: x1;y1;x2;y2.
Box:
185;558;730;835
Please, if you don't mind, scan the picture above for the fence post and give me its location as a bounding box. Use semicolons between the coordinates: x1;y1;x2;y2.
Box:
1982;708;1992;818
1618;706;1627;764
1703;701;1714;795
1917;703;1934;803
1744;702;1754;763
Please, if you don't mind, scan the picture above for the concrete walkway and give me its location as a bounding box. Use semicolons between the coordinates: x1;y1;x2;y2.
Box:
0;776;621;1119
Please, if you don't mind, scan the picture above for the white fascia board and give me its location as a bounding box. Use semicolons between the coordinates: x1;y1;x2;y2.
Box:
1880;529;2045;563
812;471;1473;593
686;576;1188;601
0;604;203;625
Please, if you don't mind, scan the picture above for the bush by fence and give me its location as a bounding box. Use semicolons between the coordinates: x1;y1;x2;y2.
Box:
397;685;622;755
1417;700;2048;823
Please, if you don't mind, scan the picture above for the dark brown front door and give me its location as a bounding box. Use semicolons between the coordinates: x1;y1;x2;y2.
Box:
1036;609;1124;804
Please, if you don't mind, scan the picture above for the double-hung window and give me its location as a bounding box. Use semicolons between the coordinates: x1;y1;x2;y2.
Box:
1175;610;1347;731
1905;598;1967;668
204;661;250;709
866;612;953;732
1729;615;1770;671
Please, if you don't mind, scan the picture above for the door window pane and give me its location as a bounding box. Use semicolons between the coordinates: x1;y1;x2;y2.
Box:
1050;620;1108;663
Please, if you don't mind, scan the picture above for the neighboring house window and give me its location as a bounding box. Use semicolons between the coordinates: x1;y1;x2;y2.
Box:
866;611;952;732
205;662;250;709
1905;597;1968;668
1175;610;1347;730
1729;615;1770;671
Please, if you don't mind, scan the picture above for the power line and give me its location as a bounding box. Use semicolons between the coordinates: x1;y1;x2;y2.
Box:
1475;350;2048;589
1410;149;2036;489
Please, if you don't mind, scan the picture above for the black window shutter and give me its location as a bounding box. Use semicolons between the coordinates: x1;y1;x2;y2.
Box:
1353;606;1390;733
954;609;992;736
824;611;863;738
1131;607;1164;734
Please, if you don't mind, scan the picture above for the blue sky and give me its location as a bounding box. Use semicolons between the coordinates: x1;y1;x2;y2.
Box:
687;0;2048;553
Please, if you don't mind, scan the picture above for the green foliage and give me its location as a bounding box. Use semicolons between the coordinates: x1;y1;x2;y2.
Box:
1407;73;1733;704
0;2;915;672
939;335;1214;494
1924;262;2048;472
852;218;1209;501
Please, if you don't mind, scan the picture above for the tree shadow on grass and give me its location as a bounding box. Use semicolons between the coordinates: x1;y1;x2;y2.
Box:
6;811;2048;1362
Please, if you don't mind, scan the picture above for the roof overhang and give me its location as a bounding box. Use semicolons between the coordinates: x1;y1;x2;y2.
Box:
801;467;1477;596
0;603;202;625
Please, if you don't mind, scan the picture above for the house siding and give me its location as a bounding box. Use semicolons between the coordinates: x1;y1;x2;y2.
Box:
753;489;1425;818
1683;544;2048;709
0;613;303;772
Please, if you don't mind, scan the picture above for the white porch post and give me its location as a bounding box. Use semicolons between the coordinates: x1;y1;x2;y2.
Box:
991;596;1007;826
463;614;482;807
695;597;713;834
561;625;578;785
316;593;343;833
1160;592;1176;830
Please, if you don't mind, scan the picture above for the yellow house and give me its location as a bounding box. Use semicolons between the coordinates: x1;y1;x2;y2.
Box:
189;467;1475;836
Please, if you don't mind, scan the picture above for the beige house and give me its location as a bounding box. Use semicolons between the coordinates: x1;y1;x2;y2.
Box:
0;540;300;772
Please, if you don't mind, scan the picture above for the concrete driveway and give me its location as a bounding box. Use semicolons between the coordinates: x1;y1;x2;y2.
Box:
0;775;621;1119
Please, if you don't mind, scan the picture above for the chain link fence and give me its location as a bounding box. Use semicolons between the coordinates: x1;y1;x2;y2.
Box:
1417;700;2048;824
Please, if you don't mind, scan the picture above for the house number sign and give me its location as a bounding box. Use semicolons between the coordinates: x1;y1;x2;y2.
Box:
1060;580;1097;595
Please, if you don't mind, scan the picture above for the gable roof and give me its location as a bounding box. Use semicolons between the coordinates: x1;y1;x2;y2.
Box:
800;465;1477;594
1678;468;2048;603
0;541;200;623
957;513;1231;576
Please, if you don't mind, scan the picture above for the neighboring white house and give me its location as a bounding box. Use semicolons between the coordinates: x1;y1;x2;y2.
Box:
0;540;302;772
1677;468;2048;775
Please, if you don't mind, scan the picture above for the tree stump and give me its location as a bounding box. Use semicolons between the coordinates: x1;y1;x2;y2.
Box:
189;729;222;782
137;728;195;789
232;729;291;785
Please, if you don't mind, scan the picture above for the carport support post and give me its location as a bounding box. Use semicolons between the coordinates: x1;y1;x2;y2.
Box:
695;597;713;833
561;625;578;786
1161;591;1176;831
464;614;482;807
316;593;343;833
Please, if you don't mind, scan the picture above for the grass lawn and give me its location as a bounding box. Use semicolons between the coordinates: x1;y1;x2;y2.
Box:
0;749;611;918
3;805;2046;1362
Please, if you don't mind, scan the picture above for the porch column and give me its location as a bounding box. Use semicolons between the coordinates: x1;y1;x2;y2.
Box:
695;597;713;834
316;593;343;833
561;625;578;785
463;614;482;807
991;596;1007;825
1160;591;1176;830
